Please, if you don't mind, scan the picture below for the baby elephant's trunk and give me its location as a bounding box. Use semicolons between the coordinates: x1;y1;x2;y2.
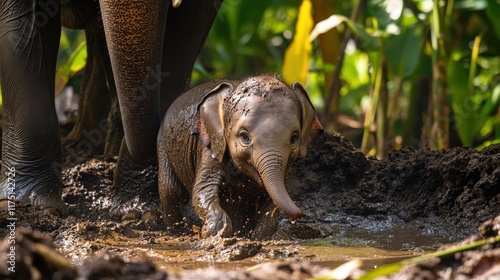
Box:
256;152;305;220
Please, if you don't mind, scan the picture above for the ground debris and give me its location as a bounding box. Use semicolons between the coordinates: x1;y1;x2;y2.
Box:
0;227;77;280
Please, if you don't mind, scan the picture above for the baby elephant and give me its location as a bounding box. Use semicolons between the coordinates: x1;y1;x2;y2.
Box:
157;75;323;238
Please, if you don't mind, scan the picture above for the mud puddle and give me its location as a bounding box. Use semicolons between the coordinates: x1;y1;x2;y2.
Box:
55;221;441;273
65;234;427;273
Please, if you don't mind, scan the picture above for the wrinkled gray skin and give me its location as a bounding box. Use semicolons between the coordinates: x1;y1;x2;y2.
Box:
0;0;220;218
158;76;323;239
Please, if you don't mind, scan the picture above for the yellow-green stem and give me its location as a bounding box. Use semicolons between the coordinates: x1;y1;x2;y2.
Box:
361;48;384;155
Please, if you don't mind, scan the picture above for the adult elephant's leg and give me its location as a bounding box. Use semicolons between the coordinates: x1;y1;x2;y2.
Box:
60;1;122;158
0;0;67;215
99;0;168;219
100;0;167;160
159;0;222;114
62;20;112;155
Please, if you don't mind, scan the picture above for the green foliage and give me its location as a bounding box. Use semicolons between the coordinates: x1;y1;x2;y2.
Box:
384;24;422;79
55;41;87;95
58;28;86;68
283;0;500;153
193;0;300;82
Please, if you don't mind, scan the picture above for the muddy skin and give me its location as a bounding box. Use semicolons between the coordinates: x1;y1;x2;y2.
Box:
158;76;323;238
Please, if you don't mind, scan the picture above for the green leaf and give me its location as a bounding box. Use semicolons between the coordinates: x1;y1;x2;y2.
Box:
357;236;500;280
448;56;477;146
486;0;500;39
358;262;403;280
454;0;488;10
479;83;500;118
366;0;403;31
310;14;380;51
55;41;87;95
384;24;422;78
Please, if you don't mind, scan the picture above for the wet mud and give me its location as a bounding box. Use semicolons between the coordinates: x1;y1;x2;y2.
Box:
0;132;499;279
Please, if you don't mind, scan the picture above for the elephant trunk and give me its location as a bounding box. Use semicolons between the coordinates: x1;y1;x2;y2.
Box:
255;152;305;221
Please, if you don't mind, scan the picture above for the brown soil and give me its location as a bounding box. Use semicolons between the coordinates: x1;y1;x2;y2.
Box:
0;132;499;279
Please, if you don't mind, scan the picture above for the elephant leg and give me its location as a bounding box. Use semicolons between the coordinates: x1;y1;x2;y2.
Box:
192;149;233;238
100;0;168;160
99;0;168;218
110;139;159;220
103;96;123;158
0;0;67;215
158;146;188;234
62;20;112;155
159;0;222;114
87;16;123;158
60;0;123;158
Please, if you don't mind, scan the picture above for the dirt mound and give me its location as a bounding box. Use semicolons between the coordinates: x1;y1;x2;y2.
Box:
287;133;500;241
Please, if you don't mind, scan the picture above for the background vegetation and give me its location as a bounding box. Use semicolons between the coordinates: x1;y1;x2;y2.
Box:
43;0;500;157
195;0;500;157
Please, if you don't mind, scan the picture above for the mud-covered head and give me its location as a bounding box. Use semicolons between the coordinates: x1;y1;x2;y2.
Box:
193;75;323;220
222;76;302;173
222;76;296;130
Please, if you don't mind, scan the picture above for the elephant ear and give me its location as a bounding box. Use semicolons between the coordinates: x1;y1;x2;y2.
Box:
292;82;324;157
191;82;233;162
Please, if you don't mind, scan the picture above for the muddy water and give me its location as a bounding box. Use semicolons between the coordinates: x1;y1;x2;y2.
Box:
88;240;423;273
72;223;449;274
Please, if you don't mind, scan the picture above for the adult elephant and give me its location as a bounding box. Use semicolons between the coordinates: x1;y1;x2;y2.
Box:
0;0;221;218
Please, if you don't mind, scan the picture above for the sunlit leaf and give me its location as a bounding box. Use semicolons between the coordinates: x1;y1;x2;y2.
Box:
55;41;87;96
366;0;403;31
476;138;500;150
282;0;313;85
309;15;344;41
310;15;380;51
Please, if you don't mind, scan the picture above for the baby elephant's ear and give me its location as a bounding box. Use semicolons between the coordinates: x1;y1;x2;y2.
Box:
192;82;233;162
292;82;324;157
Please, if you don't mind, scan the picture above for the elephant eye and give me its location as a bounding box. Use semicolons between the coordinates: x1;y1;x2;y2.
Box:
239;130;252;146
290;132;299;146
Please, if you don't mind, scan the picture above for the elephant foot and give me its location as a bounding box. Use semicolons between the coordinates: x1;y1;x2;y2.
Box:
110;144;160;221
202;206;234;238
0;176;68;217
